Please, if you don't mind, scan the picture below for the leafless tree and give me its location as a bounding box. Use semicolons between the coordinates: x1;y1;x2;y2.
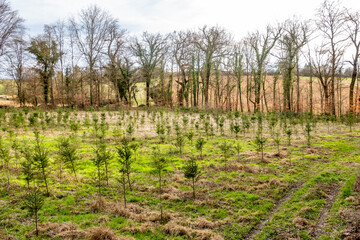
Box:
69;5;114;106
231;42;245;112
45;21;67;105
4;35;27;105
193;25;232;108
278;17;311;112
312;45;333;114
172;31;192;106
130;32;168;107
316;0;347;115
0;0;24;57
247;25;282;112
105;21;127;104
345;9;360;113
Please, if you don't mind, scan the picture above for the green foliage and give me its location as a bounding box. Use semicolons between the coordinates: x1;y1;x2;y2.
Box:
183;157;201;200
285;128;292;146
0;136;11;186
195;137;206;159
116;140;135;207
92;138;112;195
24;187;44;236
219;141;233;168
230;121;241;139
185;131;194;144
126;123;134;137
32;130;50;196
156;121;166;142
304;121;313;147
28;37;60;105
151;147;169;222
175;134;185;154
57;136;79;181
344;112;356;132
20;146;34;188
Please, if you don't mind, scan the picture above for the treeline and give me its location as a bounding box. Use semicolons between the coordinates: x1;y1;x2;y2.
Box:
1;0;360;115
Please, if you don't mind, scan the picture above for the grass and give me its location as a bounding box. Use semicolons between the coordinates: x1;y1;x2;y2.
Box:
0;108;359;239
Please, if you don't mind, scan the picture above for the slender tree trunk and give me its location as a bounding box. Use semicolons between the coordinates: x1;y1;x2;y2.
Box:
123;174;127;208
146;78;150;107
262;73;269;112
97;166;101;196
42;167;49;196
349;60;358;113
296;59;300;113
159;172;163;221
309;62;313;116
127;172;132;191
192;177;195;200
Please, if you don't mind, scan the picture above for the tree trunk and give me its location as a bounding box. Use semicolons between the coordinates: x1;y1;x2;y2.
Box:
349;61;358;113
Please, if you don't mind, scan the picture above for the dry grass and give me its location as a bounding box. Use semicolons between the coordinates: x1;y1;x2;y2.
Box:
163;221;193;238
268;178;282;186
243;165;261;174
194;229;224;240
90;197;107;213
192;217;218;229
292;217;309;229
122;222;155;234
25;222;87;239
87;227;118;240
112;202;173;223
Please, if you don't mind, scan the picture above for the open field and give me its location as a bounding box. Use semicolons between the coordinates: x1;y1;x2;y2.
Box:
0;108;360;240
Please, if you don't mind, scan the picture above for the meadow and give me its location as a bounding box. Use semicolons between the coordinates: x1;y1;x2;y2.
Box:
0;107;360;240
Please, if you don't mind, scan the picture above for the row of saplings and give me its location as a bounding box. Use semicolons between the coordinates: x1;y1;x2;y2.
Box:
0;110;357;237
0;129;205;237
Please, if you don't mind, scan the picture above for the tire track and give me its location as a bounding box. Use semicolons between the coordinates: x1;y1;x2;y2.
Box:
310;184;341;239
244;182;305;240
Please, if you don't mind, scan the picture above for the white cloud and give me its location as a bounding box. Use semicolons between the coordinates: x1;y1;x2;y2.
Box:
10;0;360;39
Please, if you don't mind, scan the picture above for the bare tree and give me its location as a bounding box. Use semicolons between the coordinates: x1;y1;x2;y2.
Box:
105;21;127;104
316;0;347;115
172;31;192;106
278;17;310;112
45;21;67;105
130;32;168;107
0;0;23;57
345;9;360;113
312;45;332;114
4;35;27;105
193;26;232;108
232;42;244;112
247;25;282;112
69;5;114;106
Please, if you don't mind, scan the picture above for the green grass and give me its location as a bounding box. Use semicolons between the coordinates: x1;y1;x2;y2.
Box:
0;108;359;239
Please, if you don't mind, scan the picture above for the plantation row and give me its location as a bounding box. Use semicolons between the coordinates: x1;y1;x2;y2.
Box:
0;107;359;239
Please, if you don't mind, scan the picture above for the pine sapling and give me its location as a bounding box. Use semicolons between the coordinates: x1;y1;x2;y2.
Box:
195;137;206;159
24;187;44;236
183;157;201;200
32;130;50;196
116;141;134;207
219;142;233;169
57;137;79;181
151;148;169;222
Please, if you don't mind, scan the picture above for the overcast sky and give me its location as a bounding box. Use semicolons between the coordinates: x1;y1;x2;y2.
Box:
10;0;360;40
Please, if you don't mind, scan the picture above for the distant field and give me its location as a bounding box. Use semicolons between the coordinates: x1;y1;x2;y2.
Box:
0;83;4;94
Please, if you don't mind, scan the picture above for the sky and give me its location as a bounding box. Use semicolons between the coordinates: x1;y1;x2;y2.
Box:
10;0;360;40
